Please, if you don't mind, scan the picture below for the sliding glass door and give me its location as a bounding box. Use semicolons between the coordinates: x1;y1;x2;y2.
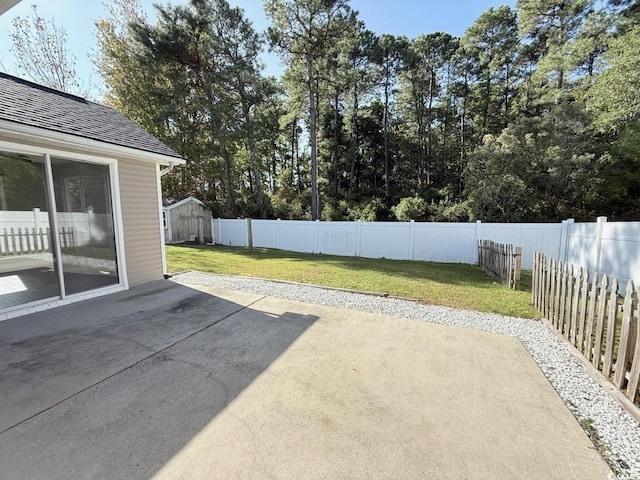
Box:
51;157;118;295
0;152;59;309
0;149;120;313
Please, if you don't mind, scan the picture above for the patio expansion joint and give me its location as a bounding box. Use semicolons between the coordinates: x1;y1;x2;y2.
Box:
0;294;268;436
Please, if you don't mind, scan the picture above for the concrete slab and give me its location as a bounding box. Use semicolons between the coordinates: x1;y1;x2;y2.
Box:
0;283;613;479
0;280;263;432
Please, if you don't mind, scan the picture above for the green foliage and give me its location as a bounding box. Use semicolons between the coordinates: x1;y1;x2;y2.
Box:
269;191;310;220
265;0;357;220
586;120;640;219
465;104;595;221
430;199;474;222
392;197;428;221
85;0;640;223
346;199;389;221
587;25;640;132
462;5;519;134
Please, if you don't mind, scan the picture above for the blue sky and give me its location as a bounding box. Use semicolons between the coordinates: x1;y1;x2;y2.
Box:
0;0;516;96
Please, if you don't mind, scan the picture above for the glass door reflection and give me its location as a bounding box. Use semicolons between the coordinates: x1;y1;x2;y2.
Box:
51;157;118;295
0;152;59;309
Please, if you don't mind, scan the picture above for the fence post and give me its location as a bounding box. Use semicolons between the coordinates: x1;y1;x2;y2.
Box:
515;247;522;282
276;218;281;250
313;219;320;253
595;216;607;274
475;220;482;263
217;218;222;246
32;207;40;233
614;280;635;389
558;218;573;262
408;220;415;260
532;253;537;304
564;218;574;262
356;220;362;257
246;218;253;251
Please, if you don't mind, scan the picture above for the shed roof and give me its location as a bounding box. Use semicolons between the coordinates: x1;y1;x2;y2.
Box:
0;72;182;160
163;196;205;210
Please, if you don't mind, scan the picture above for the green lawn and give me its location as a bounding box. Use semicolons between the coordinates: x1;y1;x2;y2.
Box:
166;245;539;318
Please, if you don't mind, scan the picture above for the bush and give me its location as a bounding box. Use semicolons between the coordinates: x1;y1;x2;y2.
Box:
321;199;349;221
269;192;310;220
392;196;428;221
429;199;474;222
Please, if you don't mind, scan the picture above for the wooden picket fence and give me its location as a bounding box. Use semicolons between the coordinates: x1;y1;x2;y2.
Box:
532;252;640;403
477;240;522;289
0;227;74;255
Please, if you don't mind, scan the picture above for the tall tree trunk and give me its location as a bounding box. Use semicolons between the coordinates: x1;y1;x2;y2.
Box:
291;117;297;188
348;87;359;198
426;67;436;186
383;67;391;200
206;89;236;217
459;77;468;197
271;142;278;192
411;75;426;193
242;101;267;219
295;126;302;193
504;63;510;129
221;144;237;218
556;68;564;104
442;102;449;184
307;54;319;220
483;66;491;134
333;91;340;197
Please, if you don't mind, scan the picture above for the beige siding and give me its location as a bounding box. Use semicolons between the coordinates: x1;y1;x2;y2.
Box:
118;158;163;285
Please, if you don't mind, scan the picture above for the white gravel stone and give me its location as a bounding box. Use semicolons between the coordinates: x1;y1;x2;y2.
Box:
173;271;640;478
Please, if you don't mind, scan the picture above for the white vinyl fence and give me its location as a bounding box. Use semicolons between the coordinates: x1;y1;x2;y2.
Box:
563;217;640;288
212;217;640;284
213;218;569;270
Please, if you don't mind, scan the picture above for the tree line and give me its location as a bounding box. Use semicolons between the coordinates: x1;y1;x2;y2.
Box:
35;0;640;221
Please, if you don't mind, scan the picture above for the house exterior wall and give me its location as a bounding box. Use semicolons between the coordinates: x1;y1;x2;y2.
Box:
0;130;175;297
168;202;212;244
118;158;163;285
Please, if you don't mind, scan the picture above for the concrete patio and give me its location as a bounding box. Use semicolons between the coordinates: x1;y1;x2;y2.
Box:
0;279;612;479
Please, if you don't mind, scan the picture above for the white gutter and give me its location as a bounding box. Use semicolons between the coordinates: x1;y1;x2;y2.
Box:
160;164;175;176
0;119;186;166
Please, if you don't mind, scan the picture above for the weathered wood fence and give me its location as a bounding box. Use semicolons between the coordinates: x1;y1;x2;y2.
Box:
532;252;640;403
477;240;522;289
0;227;74;255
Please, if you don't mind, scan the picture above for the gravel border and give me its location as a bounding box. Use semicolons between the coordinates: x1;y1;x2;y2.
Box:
173;271;640;478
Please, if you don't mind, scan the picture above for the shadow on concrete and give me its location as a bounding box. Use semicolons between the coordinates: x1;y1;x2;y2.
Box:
0;280;318;480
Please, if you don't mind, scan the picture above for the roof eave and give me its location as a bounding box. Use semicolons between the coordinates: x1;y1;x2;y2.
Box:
0;119;185;166
165;196;205;210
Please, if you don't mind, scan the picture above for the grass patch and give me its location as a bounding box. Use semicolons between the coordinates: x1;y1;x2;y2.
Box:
579;418;600;441
167;245;539;318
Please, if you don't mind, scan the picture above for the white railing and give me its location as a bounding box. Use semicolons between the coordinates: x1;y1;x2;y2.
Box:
0;209;114;254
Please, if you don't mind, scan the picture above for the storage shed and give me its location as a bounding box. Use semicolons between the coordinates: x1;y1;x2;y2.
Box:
0;72;185;320
163;196;212;244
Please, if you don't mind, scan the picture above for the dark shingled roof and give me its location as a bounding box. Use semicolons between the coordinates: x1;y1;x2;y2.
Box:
0;72;182;160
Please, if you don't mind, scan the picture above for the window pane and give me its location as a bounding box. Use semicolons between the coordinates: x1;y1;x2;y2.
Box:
51;157;118;295
0;151;59;308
